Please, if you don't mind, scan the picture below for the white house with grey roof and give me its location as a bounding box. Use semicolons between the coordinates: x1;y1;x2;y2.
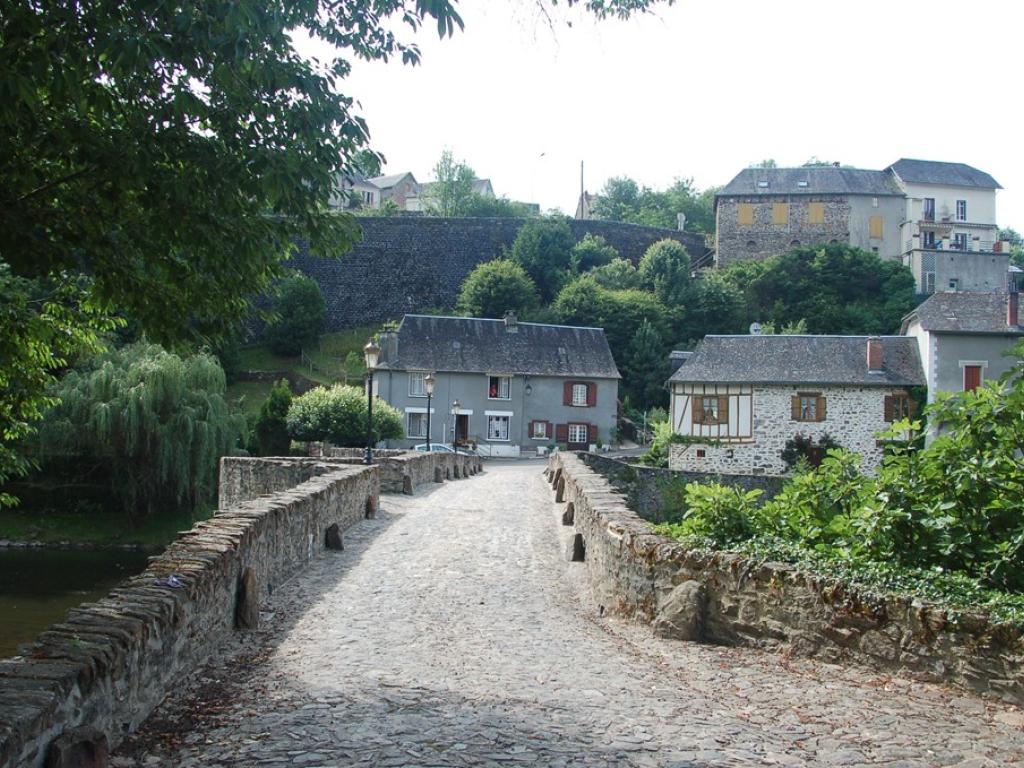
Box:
900;290;1022;406
374;313;620;456
667;335;926;476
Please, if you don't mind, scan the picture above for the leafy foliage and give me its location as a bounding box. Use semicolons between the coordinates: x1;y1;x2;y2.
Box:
456;260;539;319
590;257;641;290
287;385;403;447
571;234;619;272
671;271;747;344
638;239;690;307
27;343;245;517
590;176;718;234
253;379;293;456
509;217;577;302
780;432;842;469
263;275;327;356
622;320;670;409
427;149;477;217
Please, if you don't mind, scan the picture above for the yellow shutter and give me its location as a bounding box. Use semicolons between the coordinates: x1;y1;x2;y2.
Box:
738;203;754;226
869;215;883;239
772;203;789;225
807;202;825;224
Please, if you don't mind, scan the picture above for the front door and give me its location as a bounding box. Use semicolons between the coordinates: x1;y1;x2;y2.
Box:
454;414;470;445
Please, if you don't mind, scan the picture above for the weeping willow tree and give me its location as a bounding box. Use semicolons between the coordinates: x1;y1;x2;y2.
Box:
28;343;245;518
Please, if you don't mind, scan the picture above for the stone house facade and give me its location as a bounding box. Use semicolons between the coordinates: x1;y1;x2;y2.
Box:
374;313;620;457
667;335;926;476
715;166;905;267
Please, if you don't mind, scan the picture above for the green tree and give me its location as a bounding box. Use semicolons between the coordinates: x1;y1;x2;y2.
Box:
263;275;327;356
28;343;245;518
287;385;403;447
461;194;534;218
456;260;540;318
622;319;670;409
673;271;747;343
428;149;477;217
590;176;717;233
591;257;641;290
0;0;670;500
571;234;619;272
509;217;577;302
254;379;293;456
638;239;691;307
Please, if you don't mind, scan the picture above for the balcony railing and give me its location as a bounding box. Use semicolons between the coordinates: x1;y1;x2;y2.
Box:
905;239;1003;254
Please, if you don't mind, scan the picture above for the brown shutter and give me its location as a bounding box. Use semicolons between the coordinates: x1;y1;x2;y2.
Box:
546;421;554;440
587;424;598;444
692;396;703;424
587;382;597;407
563;381;573;405
527;419;536;436
907;399;917;419
718;396;729;425
791;395;801;421
816;395;827;421
964;366;981;391
556;423;568;442
883;395;894;422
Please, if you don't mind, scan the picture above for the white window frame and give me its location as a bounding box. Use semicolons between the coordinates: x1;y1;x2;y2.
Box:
486;414;511;442
567;423;588;444
409;372;428;398
571;383;588;407
956;199;967;221
406;412;428;439
487;375;511;400
531;421;548;440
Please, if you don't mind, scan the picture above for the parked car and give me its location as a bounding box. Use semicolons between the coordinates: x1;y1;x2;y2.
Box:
413;443;455;453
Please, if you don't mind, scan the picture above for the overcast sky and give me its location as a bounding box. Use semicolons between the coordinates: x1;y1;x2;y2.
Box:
306;0;1022;228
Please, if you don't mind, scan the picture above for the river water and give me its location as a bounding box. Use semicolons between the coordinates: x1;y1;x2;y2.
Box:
0;548;152;658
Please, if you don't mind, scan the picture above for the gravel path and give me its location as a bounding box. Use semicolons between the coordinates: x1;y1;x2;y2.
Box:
115;461;1024;767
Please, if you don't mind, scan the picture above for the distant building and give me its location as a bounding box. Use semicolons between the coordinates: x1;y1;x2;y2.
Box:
575;191;597;220
368;172;421;209
666;335;925;476
405;177;496;213
714;165;905;267
900;290;1022;406
374;313;620;457
888;159;1010;294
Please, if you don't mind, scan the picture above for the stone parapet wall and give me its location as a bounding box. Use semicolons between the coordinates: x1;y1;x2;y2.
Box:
326;449;482;492
548;452;1024;704
579;453;782;523
0;464;380;768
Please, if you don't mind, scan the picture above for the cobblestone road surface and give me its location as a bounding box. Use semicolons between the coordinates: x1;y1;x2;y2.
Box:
116;462;1024;767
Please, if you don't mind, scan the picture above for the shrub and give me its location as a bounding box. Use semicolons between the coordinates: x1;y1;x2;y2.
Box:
263;275;326;355
456;260;539;319
509;217;576;302
253;379;292;456
780;432;841;469
287;384;403;447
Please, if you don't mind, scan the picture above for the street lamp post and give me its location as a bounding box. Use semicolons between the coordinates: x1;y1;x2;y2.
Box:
424;373;435;452
451;399;460;455
363;339;380;465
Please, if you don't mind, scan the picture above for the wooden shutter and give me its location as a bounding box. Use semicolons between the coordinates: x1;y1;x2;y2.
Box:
883;395;894;422
772;203;789;225
546;421;554;439
738;203;754;226
556;423;568;442
563;381;573;405
587;424;598;444
964;366;981;392
586;382;597;407
717;396;729;425
816;395;827;421
791;395;801;420
527;419;536;437
869;215;883;239
808;202;825;225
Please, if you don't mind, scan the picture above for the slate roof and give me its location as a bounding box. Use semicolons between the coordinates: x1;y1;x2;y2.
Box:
369;172;417;190
887;159;1001;189
668;335;925;387
378;315;621;378
900;292;1023;335
718;167;902;197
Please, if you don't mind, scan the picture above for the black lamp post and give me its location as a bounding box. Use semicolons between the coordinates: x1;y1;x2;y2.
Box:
451;399;460;455
363;339;380;465
424;373;435;451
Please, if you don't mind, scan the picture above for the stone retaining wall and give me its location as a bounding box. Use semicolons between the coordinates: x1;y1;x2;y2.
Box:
549;452;1024;704
0;464;379;768
579;453;782;523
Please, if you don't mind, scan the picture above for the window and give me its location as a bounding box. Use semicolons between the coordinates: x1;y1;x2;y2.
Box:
884;392;912;422
693;395;728;425
737;203;754;226
757;180;769;188
487;415;510;441
363;191;374;205
963;365;982;392
923;198;935;222
567;423;588;444
407;412;427;438
956;199;967;221
953;233;968;251
746;240;757;249
530;421;549;440
488;375;511;400
772;203;789;225
791;392;825;422
409;372;428;397
572;383;588;406
797;181;809;188
924;272;936;294
807;202;825;225
695;449;706;458
872;197;879;208
949;278;960;291
923;230;936;248
869;215;883;239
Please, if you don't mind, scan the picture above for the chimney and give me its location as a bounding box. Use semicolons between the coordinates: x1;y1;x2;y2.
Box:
379;329;398;363
1009;290;1020;328
503;310;519;333
866;338;884;373
832;161;840;167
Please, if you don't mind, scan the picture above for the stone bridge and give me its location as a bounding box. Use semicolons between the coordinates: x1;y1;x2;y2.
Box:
3;454;1024;767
